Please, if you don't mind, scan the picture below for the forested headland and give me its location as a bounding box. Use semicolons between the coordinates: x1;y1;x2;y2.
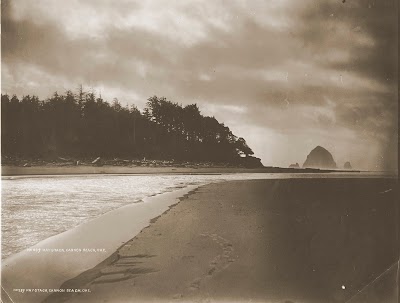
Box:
1;89;262;167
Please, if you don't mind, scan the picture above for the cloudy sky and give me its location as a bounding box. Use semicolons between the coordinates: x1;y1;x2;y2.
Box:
2;0;398;170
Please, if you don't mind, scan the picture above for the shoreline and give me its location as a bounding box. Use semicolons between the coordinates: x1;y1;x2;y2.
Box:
1;164;366;177
42;178;398;303
3;173;391;262
1;184;202;303
2;177;398;303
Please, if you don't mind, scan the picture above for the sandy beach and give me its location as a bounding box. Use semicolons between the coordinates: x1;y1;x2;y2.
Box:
1;185;199;303
1;164;356;177
5;177;395;303
3;1;397;303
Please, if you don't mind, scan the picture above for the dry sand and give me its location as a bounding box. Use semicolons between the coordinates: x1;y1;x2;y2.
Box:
1;165;347;177
1;165;258;176
37;178;398;303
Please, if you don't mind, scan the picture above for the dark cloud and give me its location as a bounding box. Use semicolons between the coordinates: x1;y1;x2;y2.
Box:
1;0;397;170
301;1;398;85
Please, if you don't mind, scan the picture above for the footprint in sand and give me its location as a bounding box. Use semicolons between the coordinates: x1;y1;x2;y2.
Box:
189;278;201;291
187;233;236;292
92;254;157;285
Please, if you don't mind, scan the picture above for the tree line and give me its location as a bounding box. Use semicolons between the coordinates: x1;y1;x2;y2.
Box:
1;89;256;164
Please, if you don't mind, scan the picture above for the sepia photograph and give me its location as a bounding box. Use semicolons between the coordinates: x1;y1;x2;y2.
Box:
1;0;399;302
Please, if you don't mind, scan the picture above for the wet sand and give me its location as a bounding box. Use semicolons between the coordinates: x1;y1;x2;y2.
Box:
42;178;399;303
1;186;198;303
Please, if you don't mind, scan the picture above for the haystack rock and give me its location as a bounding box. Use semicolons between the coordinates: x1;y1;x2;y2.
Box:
303;146;337;169
344;161;352;169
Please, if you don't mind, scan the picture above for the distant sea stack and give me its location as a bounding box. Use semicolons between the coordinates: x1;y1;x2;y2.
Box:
289;163;300;168
303;146;337;169
344;161;352;170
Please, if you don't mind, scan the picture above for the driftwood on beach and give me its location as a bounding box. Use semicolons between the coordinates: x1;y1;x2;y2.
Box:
1;156;263;169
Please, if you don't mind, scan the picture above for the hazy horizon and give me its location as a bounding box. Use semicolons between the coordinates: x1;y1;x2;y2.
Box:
2;0;398;171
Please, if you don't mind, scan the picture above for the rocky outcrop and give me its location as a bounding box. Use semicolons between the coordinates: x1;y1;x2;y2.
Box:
303;146;337;169
344;161;352;170
289;163;300;168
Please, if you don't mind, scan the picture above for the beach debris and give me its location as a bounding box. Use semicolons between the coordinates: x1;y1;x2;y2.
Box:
6;157;261;169
58;156;70;162
92;157;101;164
379;189;392;194
92;157;104;167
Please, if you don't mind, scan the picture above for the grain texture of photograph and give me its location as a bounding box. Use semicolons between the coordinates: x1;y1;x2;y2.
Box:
1;1;398;303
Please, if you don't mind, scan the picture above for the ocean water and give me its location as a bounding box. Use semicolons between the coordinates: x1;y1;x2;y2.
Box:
1;172;389;259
